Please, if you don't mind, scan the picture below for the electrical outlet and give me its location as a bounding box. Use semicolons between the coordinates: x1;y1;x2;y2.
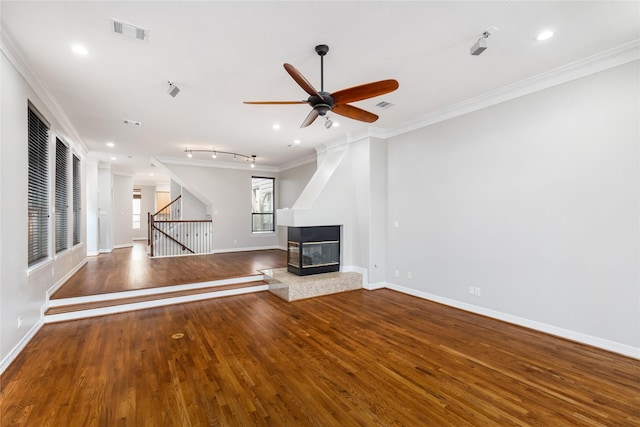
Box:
475;287;481;296
51;268;55;277
469;286;474;295
17;316;22;329
407;272;412;279
395;270;400;278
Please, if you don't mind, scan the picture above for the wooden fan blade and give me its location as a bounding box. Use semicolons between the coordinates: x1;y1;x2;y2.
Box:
301;109;320;128
332;79;399;105
243;101;307;104
332;104;379;123
284;63;320;97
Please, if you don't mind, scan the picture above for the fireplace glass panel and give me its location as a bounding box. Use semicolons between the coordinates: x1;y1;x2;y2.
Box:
301;241;339;268
287;242;300;267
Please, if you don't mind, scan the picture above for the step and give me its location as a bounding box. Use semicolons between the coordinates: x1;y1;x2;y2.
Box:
44;276;267;323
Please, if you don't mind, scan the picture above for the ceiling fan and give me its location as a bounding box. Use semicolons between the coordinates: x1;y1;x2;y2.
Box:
244;44;399;128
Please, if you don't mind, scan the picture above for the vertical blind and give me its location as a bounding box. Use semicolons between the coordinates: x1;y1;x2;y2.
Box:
55;138;69;253
28;107;50;265
72;154;81;245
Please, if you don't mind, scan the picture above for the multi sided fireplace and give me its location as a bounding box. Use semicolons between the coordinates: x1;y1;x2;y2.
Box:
287;226;341;276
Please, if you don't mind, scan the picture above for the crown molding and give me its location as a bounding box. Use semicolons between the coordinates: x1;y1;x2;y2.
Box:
156;156;279;173
1;28;89;155
276;153;317;172
383;40;640;139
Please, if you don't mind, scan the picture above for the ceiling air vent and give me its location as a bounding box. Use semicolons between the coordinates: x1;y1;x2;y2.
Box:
376;101;394;109
123;119;142;126
112;18;148;41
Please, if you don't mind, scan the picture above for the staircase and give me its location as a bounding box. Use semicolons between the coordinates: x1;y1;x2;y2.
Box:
45;276;267;323
149;195;213;257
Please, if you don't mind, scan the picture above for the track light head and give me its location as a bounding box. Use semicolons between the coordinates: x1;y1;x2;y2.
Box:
167;81;180;97
470;30;491;56
324;117;333;129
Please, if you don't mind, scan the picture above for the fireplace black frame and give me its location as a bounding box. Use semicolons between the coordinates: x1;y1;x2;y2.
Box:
287;225;341;276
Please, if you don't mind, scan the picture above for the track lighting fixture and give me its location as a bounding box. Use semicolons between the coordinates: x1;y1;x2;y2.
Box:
167;81;180;97
184;147;257;167
470;30;491;56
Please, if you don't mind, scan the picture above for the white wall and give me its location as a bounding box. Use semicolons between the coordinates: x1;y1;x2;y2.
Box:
112;174;133;248
133;185;155;240
277;161;316;247
386;61;639;353
97;164;113;252
1;48;86;371
163;164;279;251
85;162;99;255
181;187;207;220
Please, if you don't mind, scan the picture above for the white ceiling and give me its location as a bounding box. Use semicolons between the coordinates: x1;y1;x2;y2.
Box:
2;1;639;183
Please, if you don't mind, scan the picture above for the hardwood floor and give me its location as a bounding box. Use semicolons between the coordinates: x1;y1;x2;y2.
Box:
51;242;287;299
2;289;638;426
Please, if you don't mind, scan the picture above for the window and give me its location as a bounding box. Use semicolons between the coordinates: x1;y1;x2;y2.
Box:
55;138;69;253
28;106;50;265
72;154;81;245
133;189;141;229
251;176;274;232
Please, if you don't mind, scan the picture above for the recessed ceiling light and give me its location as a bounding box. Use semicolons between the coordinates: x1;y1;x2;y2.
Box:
71;44;88;55
149;173;154;176
537;30;554;41
294;139;300;145
272;123;280;130
333;122;340;127
110;157;117;161
106;142;115;147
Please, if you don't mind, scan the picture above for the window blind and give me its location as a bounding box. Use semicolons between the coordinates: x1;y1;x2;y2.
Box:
28;107;50;265
72;154;81;245
55;138;69;253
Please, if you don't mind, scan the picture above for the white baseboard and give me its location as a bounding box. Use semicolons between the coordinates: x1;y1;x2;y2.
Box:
98;248;112;254
113;243;134;249
45;258;88;304
0;320;43;374
364;281;387;290
385;283;640;360
87;251;99;257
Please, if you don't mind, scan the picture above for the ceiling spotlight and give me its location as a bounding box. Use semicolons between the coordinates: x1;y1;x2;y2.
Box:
294;139;301;145
106;142;115;147
250;155;256;168
167;81;180;98
273;123;281;130
211;152;217;159
537;30;554;41
187;151;192;158
324;117;333;129
470;31;491;56
71;44;88;55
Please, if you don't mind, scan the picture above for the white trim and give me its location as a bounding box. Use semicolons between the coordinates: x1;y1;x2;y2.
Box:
98;248;113;254
0;28;88;155
45;284;269;323
45;258;88;302
87;251;100;257
133;237;147;241
385;283;640;360
364;281;387;291
0;320;44;374
49;275;264;307
113;243;134;249
383;41;640;140
276;154;317;172
156;156;279;173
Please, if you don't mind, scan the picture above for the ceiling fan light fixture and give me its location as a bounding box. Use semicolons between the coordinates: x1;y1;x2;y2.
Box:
324;117;333;129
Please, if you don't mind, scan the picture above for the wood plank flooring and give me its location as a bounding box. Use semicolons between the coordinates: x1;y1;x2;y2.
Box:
52;242;287;299
2;289;639;426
